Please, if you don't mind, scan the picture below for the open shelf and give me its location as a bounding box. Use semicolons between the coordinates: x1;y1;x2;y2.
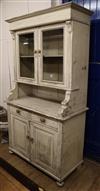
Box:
43;55;63;57
20;55;34;58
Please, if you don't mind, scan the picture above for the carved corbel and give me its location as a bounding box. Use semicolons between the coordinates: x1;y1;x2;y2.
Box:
7;83;18;101
10;31;15;40
66;21;73;33
58;90;71;117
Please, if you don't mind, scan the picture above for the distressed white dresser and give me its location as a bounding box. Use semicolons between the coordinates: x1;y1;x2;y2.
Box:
6;2;92;186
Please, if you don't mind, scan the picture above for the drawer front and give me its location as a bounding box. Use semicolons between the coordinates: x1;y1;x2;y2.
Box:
31;113;58;129
9;106;29;119
9;106;59;130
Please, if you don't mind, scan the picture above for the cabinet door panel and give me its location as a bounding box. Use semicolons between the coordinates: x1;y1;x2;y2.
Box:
30;122;58;173
11;115;29;158
36;129;53;167
38;24;66;89
16;29;38;84
42;29;63;82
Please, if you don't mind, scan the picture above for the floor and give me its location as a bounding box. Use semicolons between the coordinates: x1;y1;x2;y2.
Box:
0;166;29;191
0;143;100;191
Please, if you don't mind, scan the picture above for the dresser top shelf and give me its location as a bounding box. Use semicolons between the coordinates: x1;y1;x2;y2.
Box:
8;96;61;119
6;2;92;23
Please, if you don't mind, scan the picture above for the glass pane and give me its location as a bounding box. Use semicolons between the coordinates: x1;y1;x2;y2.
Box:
43;28;63;82
19;33;34;78
20;57;34;78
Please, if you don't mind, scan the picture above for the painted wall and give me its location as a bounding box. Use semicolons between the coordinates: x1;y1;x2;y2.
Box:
0;0;51;108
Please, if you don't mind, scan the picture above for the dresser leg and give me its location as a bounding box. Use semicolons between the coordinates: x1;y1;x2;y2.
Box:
56;181;64;187
9;150;13;154
76;161;84;170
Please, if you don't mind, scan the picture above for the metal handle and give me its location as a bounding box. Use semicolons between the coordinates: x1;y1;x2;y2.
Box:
16;109;21;114
26;135;34;143
30;137;34;143
34;50;37;54
38;50;41;54
26;135;30;139
82;66;87;70
40;117;46;123
33;50;41;54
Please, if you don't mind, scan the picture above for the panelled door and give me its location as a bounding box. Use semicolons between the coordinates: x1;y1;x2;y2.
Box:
10;114;30;159
30;122;58;174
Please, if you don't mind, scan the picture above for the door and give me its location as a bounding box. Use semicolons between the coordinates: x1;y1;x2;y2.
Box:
38;24;66;89
16;29;38;84
30;122;58;173
10;114;30;158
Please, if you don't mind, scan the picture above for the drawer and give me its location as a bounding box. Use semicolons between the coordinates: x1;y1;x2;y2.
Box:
9;106;59;130
31;113;58;129
9;106;29;119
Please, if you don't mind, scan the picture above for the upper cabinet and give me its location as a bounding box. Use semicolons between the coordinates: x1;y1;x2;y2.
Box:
7;2;92;91
16;24;66;89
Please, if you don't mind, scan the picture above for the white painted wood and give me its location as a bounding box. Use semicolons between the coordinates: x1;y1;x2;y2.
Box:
9;146;30;163
16;29;38;85
8;105;86;182
38;24;66;89
7;8;71;31
10;114;30;158
61;113;86;178
7;83;18;101
56;181;64;187
9;150;13;154
6;3;92;30
32;86;65;102
30;122;59;174
8;97;61;119
7;2;92;184
71;21;90;112
9;104;58;130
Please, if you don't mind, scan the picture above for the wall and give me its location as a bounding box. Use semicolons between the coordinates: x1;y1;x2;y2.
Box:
0;0;51;108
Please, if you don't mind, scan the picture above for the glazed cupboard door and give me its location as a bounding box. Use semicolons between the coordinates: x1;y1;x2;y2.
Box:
10;114;30;159
16;29;38;84
30;122;58;174
38;24;67;89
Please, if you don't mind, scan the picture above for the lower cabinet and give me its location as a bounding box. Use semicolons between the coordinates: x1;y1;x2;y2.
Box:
9;113;59;176
8;105;85;184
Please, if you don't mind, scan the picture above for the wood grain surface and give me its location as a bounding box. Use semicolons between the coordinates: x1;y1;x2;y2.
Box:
0;144;100;191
